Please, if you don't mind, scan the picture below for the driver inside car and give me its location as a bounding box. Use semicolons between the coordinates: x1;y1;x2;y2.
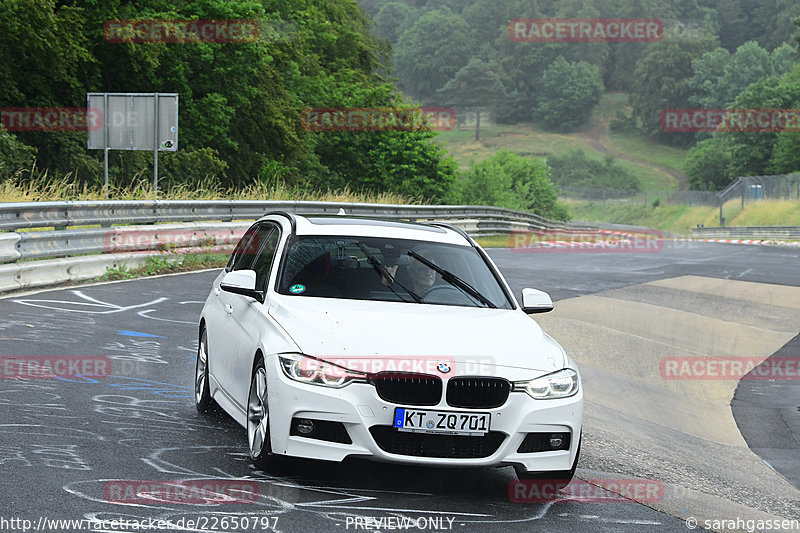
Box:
406;254;437;294
406;251;436;295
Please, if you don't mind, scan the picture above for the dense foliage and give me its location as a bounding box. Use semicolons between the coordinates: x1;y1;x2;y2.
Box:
363;0;800;189
4;0;800;210
447;150;570;221
0;0;457;200
547;150;640;190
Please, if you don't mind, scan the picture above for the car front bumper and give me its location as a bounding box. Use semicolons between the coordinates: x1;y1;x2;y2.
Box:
265;354;583;473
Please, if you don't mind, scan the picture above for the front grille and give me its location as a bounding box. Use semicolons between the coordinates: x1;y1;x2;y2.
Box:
371;372;442;406
446;377;510;408
369;426;505;458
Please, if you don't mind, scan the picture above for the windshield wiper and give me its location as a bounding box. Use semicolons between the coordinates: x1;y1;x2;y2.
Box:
356;243;423;303
407;250;497;308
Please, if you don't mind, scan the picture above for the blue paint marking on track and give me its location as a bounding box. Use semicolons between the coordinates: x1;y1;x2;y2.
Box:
117;330;164;338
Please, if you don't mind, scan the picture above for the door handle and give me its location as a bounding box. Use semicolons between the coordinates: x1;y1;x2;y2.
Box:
224;303;233;314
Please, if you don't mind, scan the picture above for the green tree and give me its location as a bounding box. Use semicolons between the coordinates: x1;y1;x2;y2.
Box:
532;57;604;132
373;2;417;43
393;9;476;100
721;65;800;177
687;47;732;108
771;42;799;76
0;129;38;180
630;36;716;144
436;58;508;141
687;42;792;110
751;0;800;50
0;0;459;198
684;137;733;190
309;121;458;202
491;1;609;123
769;133;800;174
461;0;516;45
451;151;569;220
714;0;755;51
547;150;640;190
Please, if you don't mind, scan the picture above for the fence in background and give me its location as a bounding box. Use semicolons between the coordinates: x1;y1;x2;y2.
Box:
562;174;800;225
691;226;800;241
560;187;718;206
716;174;800;206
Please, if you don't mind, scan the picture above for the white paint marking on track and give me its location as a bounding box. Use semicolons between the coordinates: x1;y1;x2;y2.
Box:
12;290;168;314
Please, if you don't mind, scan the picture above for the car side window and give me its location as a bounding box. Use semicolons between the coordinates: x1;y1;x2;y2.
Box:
226;225;260;272
251;225;280;289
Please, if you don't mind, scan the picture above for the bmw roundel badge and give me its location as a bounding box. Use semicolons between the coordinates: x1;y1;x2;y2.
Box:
437;362;451;374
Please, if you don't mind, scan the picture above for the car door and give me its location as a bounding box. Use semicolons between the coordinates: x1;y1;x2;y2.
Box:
206;223;259;389
209;224;270;408
219;223;280;409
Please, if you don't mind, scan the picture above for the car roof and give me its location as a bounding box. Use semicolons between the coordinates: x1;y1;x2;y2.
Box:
264;213;473;246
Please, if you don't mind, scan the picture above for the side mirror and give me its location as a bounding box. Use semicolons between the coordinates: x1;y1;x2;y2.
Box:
220;270;265;303
521;288;553;314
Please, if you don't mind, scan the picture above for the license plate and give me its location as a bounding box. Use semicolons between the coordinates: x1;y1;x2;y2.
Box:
393;408;490;436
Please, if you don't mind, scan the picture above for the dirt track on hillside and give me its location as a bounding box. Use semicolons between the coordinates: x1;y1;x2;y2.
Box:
583;122;688;191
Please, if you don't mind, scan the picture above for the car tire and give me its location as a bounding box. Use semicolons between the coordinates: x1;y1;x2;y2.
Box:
515;434;581;482
247;355;276;468
195;328;214;413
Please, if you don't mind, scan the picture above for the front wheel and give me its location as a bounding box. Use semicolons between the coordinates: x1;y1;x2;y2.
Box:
247;356;275;467
195;328;214;413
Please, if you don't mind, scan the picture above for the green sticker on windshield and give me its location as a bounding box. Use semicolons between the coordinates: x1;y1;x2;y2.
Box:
289;284;306;294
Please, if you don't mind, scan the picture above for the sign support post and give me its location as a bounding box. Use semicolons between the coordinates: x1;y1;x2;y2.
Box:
103;93;109;198
153;93;159;192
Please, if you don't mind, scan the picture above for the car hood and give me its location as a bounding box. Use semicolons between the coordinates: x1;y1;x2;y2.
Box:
268;295;565;377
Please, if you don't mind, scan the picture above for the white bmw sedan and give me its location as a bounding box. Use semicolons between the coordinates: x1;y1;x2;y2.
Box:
196;212;583;480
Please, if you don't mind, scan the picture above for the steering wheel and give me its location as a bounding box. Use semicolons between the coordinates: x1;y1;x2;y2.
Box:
420;285;473;305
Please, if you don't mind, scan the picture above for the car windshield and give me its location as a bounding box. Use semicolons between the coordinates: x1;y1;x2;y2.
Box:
277;236;512;309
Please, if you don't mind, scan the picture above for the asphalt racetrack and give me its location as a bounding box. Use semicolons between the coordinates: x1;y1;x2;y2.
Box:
1;240;798;533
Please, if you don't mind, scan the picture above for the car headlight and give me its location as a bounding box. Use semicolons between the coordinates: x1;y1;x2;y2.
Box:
512;368;579;399
278;354;367;388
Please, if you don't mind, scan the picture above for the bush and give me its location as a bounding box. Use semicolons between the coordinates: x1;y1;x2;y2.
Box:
158;148;229;191
0;130;37;180
684;137;733;191
532;57;604;132
547;150;640;190
450;150;570;221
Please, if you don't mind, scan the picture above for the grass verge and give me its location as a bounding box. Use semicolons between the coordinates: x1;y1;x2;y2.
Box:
567;199;800;236
474;235;513;248
0;169;420;204
98;252;229;281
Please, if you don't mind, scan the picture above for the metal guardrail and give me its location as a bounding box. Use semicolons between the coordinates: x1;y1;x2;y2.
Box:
692;226;800;241
0;199;795;294
0;200;570;232
0;200;585;264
